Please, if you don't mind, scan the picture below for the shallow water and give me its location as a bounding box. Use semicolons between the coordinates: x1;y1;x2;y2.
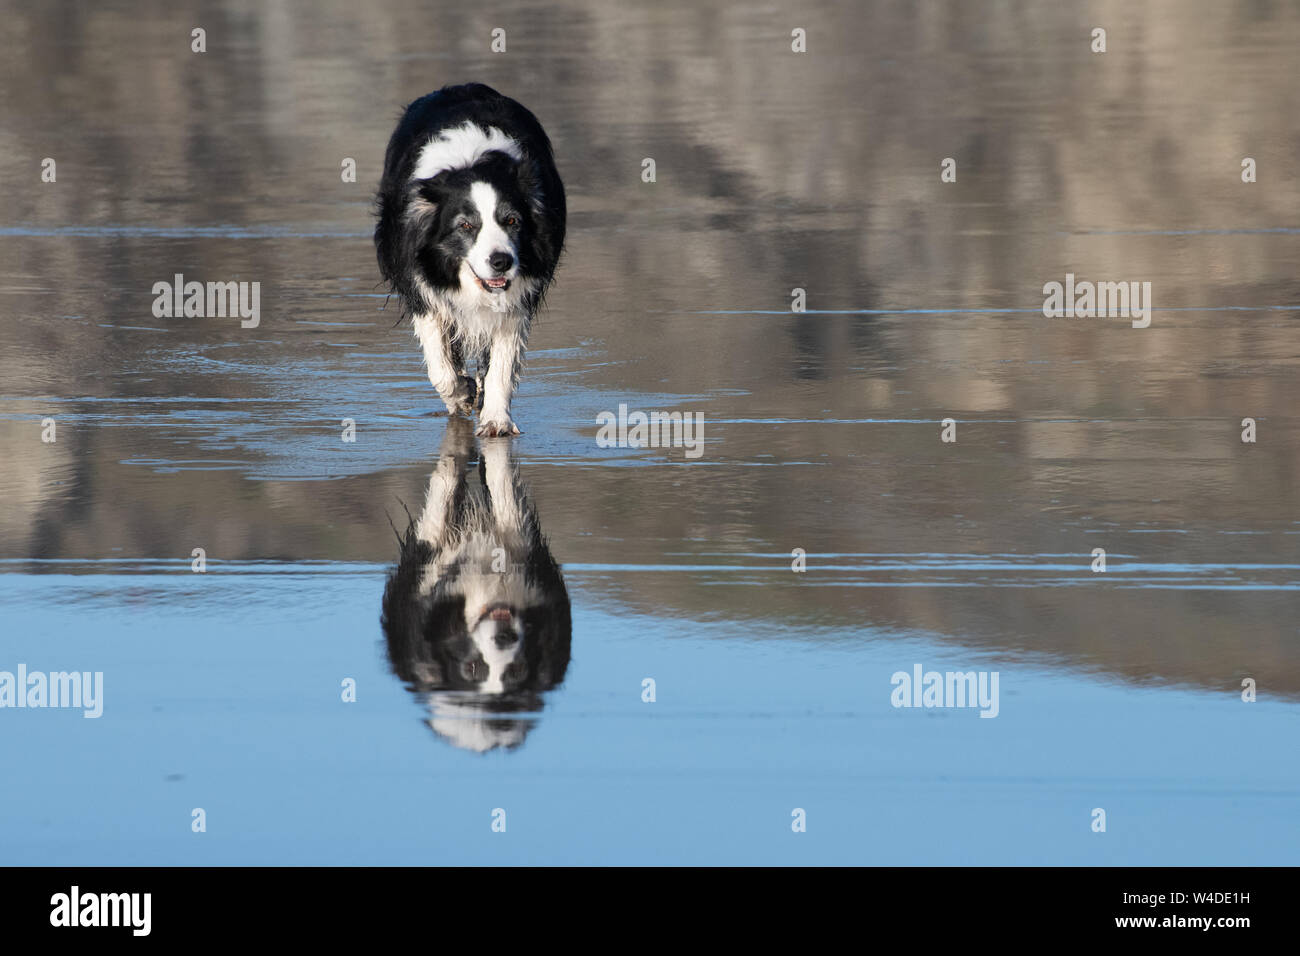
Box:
1;0;1298;864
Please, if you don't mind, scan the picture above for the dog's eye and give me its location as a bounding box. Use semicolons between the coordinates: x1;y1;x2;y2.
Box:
457;220;473;232
503;215;518;228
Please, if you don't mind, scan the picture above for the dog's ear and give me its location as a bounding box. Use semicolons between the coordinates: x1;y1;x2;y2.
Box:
410;174;447;216
514;157;546;216
410;659;444;686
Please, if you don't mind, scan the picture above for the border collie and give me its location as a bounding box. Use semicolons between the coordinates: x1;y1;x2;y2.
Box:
381;416;572;752
375;83;566;437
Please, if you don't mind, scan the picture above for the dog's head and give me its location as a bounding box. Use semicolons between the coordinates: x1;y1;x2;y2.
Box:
382;532;573;752
394;557;572;697
403;150;556;304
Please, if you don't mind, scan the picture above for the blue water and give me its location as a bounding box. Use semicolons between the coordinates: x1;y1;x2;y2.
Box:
2;568;1295;865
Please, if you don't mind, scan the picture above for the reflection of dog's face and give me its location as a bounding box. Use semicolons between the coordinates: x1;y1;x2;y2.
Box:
467;603;526;692
381;422;571;752
400;565;567;697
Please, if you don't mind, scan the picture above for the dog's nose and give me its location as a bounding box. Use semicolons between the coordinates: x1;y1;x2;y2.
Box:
493;629;519;650
488;251;514;274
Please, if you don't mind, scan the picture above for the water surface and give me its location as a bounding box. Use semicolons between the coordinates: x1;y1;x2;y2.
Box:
1;0;1297;865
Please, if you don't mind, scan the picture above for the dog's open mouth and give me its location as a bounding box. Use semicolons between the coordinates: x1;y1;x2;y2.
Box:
477;275;510;293
478;602;516;623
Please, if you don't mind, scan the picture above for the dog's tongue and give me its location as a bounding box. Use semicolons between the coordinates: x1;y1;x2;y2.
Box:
483;276;507;289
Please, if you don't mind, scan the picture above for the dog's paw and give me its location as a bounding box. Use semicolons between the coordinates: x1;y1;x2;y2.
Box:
476;416;521;438
439;376;478;417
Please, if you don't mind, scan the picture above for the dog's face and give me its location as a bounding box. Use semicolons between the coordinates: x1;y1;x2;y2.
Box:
411;152;543;299
384;548;573;753
466;603;527;691
419;565;541;696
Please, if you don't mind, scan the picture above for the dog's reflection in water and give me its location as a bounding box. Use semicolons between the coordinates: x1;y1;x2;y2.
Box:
381;417;571;752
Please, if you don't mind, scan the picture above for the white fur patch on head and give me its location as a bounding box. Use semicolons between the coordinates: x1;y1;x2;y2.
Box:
467;181;517;282
411;121;523;180
468;616;523;695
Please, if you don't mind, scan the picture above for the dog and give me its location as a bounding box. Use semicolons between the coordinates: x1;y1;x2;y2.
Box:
375;83;566;437
380;417;572;752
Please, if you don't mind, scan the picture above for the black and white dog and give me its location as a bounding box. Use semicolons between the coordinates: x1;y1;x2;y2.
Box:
375;83;566;437
381;416;572;752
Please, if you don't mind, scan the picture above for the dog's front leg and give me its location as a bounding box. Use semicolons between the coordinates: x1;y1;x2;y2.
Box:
415;417;474;547
476;327;525;437
413;313;475;415
481;440;528;540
